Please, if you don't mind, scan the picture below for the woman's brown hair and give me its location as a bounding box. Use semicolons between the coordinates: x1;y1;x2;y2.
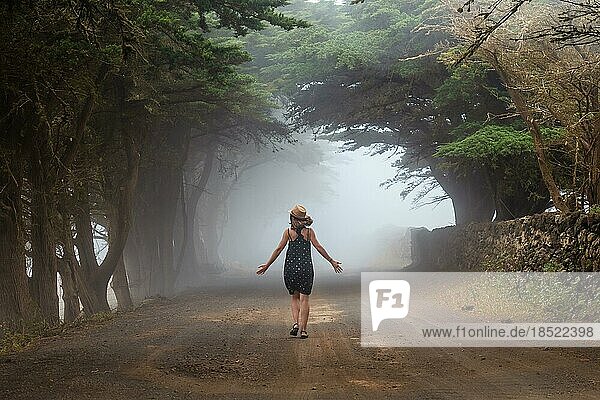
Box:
290;214;313;228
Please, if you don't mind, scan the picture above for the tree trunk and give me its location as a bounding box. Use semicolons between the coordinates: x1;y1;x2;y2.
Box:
124;121;190;299
491;58;570;213
77;275;111;314
513;92;569;212
29;131;59;325
74;191;112;314
0;159;40;329
451;185;496;224
56;258;80;323
198;184;226;273
74;190;122;315
125;163;181;300
56;203;82;323
111;255;133;311
124;216;156;301
589;86;599;206
495;172;550;221
177;144;216;280
588;134;600;207
430;162;495;225
74;127;139;315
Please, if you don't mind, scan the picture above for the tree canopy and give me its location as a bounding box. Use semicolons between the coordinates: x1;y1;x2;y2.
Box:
0;0;304;328
244;0;553;224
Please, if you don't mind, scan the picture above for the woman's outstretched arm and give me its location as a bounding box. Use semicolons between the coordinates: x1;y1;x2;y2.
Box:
308;228;343;273
256;229;289;275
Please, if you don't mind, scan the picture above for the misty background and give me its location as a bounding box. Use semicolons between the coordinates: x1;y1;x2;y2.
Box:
219;134;455;276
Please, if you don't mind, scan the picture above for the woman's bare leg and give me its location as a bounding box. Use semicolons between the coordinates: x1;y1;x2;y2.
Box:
299;294;310;331
291;291;300;324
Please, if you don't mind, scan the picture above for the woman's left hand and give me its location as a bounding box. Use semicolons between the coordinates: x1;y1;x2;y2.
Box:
331;260;343;273
256;264;269;275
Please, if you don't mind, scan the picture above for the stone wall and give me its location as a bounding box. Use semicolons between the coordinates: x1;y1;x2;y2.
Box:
409;212;600;271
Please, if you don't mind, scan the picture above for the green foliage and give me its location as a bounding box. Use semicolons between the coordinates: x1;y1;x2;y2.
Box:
243;0;553;221
257;1;565;222
197;0;308;34
542;261;565;272
433;63;490;111
435;124;565;171
435;125;534;166
0;0;302;159
245;0;443;91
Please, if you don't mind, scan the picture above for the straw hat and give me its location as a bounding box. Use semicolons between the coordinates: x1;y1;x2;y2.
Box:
289;204;310;220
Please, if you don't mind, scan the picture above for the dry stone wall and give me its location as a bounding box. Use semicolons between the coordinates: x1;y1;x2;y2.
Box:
409;212;600;271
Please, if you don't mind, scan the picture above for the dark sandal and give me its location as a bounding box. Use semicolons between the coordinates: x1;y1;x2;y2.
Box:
300;330;308;339
290;323;299;336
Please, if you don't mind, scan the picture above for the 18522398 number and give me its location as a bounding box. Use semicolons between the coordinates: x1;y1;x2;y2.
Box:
536;326;594;338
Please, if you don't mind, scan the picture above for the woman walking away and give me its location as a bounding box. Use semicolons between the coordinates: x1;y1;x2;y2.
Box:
256;204;342;339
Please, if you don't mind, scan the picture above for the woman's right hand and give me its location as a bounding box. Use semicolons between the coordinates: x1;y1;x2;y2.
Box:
256;264;269;275
330;260;343;273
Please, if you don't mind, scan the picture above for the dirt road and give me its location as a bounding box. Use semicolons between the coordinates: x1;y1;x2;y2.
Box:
1;274;599;399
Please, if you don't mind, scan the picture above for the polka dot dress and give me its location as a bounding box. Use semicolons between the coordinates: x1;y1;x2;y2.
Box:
283;226;314;295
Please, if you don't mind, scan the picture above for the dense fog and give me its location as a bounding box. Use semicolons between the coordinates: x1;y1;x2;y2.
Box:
219;134;455;276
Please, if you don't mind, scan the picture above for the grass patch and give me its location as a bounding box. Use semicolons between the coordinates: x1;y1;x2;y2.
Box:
0;331;38;355
0;312;116;356
0;322;51;356
542;261;564;272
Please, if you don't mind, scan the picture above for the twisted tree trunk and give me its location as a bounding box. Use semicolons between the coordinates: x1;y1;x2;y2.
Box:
75;131;140;315
0;157;40;329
